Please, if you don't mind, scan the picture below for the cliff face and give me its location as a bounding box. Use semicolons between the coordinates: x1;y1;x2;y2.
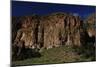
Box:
85;13;96;37
12;16;39;49
84;13;96;46
12;12;95;50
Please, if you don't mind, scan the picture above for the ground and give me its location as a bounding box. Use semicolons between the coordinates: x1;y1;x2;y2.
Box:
12;45;95;66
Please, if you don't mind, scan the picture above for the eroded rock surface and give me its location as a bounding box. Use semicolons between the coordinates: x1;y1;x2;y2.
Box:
12;12;96;52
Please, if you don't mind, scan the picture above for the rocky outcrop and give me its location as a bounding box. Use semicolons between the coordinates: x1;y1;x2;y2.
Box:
84;13;96;46
85;13;96;37
12;12;96;52
64;15;81;46
13;16;39;49
39;13;66;49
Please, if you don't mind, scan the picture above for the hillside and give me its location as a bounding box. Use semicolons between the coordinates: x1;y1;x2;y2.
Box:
12;12;96;66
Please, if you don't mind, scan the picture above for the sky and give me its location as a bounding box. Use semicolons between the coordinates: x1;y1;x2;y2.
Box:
12;1;96;19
